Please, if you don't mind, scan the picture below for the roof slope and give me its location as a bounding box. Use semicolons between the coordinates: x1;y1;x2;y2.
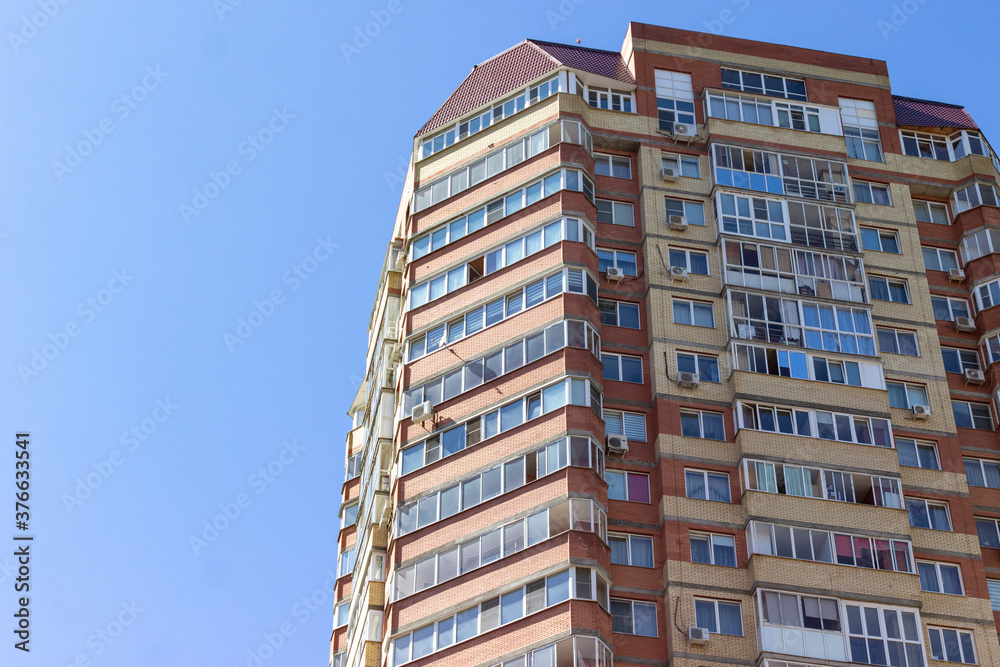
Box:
893;95;977;129
417;39;632;137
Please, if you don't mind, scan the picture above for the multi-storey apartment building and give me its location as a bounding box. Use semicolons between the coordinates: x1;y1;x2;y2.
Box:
333;22;1000;667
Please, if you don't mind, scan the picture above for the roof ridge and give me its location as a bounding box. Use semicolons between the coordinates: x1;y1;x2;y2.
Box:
523;39;565;67
892;94;965;109
527;38;622;57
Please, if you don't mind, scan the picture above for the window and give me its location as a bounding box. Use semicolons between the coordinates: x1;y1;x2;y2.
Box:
721;67;806;100
985;334;1000;365
668;248;709;275
597;249;637;276
599;300;640;329
840;99;882;161
954;182;999;213
928;627;977;664
339;547;356;577
662;154;700;178
729;291;876;356
886;381;928;409
606;471;650;502
733;344;885;389
774;101;823;132
977;518;1000;548
586;86;634;112
952;401;993;430
868;276;909;303
977;277;1000;311
609;534;654;567
685;470;730;502
610;599;657;636
742;459;904;509
346;452;362;479
406;267;599;361
877;327;919;356
706;91;774;126
907;498;951;531
694;598;743;636
655;70;694;132
912;198;950;224
676;352;720;383
918;561;964;595
712;145;850;204
335;600;349;628
896;438;939;470
594;153;631;179
341;502;359;529
922;246;960;272
595;199;634;226
602;353;643;384
942;347;980;374
690;533;736;567
901;130;950;160
604;410;647;442
931;296;969;321
750;521;912;573
680;411;726;441
989;580;1000;611
665;197;706;226
758;590;845;661
673;299;714;327
961;228;1000;262
402;319;601;415
965;457;1000;488
721;238;867;303
860;227;900;253
853;180;891;205
844;603;924;666
737;401;894;448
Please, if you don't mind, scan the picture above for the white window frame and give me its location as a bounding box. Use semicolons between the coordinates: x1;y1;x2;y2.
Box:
685;469;731;502
610;598;658;636
840;98;883;162
601;352;644;384
988;579;1000;611
917;560;964;596
594;153;632;179
942;347;980;374
679;410;726;441
900;130;951;160
954;182;999;213
334;600;349;628
676;351;720;383
654;69;695;132
720;67;806;101
859;226;900;253
603;409;647;442
661;153;701;178
952;400;994;431
595;198;635;226
868;275;910;304
896;438;940;470
931;296;969;321
598;299;640;329
922;246;961;272
597;248;638;276
853;180;892;205
609;533;655;568
693;598;743;636
672;298;715;328
606;470;650;503
876;326;919;356
585;85;635;113
928;626;977;664
885;380;929;410
906;497;952;531
665;196;706;226
689;531;737;567
668;247;709;275
912;198;951;224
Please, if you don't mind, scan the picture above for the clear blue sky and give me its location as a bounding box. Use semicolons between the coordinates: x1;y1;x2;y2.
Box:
1;0;997;665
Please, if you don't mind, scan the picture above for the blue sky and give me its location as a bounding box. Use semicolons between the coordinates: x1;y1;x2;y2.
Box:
1;0;997;665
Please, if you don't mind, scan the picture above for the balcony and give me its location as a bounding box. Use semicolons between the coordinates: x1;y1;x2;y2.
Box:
743;490;911;536
736;429;899;477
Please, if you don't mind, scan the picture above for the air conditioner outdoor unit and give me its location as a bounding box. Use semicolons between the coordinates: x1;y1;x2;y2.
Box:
606;267;626;283
411;401;434;424
688;627;710;645
955;316;976;332
606;434;629;456
911;404;931;419
668;214;689;231
965;368;986;385
673;123;696;141
388;344;402;364
662;166;679;181
670;266;690;282
677;371;700;388
949;267;966;282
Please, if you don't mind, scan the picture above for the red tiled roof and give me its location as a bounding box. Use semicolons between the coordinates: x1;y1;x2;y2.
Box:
417;39;632;137
893;95;977;130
